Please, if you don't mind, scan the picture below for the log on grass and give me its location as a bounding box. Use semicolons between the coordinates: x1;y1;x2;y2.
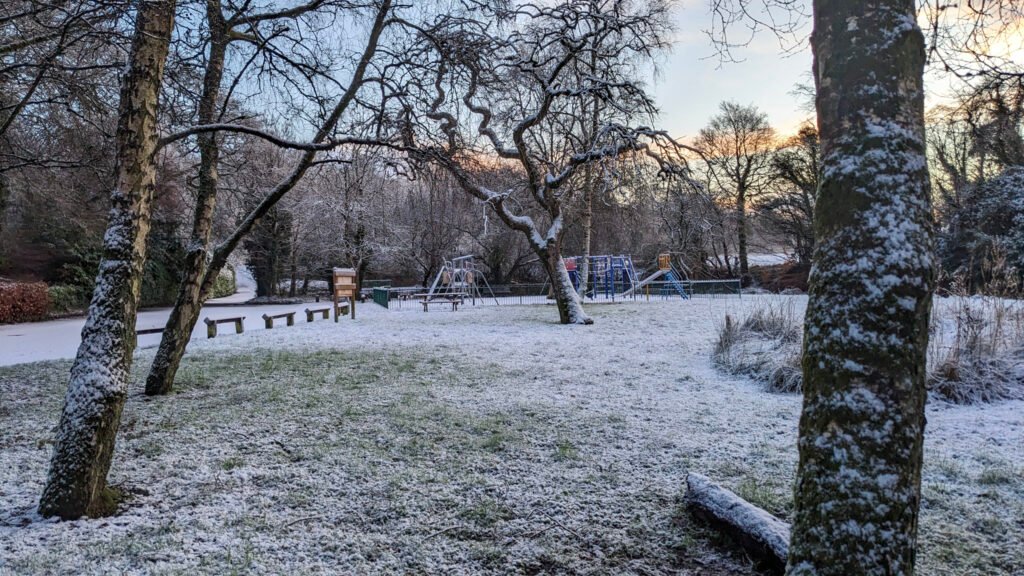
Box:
685;473;790;574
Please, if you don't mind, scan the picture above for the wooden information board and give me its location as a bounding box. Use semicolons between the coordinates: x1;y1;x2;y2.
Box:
332;267;357;321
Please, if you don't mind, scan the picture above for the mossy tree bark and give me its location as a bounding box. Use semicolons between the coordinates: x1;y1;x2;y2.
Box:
787;1;935;574
145;0;226;396
39;0;176;519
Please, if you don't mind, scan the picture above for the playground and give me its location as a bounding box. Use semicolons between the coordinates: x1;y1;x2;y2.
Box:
1;296;1020;574
372;253;742;312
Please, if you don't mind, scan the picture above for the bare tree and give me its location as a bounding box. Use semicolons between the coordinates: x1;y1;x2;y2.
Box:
787;1;936;573
762;124;818;265
408;0;685;324
0;1;125;147
922;0;1024;86
144;0;395;395
39;0;177;520
695;101;776;280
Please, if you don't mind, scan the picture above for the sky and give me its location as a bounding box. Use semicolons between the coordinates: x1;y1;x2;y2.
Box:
648;2;814;141
650;1;1024;142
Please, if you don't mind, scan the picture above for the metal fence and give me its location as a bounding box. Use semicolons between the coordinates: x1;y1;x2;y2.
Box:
370;279;741;310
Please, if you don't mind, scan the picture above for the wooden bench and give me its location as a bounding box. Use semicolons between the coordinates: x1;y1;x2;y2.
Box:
422;299;461;312
204;316;244;338
305;304;348;322
305;307;330;322
413;293;465;312
136;327;163;335
262;311;295;329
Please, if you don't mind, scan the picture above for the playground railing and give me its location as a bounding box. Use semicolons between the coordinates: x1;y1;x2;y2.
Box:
637;279;742;299
371;279;741;310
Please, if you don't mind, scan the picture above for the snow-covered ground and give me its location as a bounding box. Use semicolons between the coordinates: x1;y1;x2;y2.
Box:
745;253;792;267
1;296;1021;574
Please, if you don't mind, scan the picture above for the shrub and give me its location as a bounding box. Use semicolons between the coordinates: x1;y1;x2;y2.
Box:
47;284;90;314
0;281;50;323
209;266;236;299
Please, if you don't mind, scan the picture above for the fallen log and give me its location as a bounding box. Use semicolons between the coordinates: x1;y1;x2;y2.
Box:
685;473;790;574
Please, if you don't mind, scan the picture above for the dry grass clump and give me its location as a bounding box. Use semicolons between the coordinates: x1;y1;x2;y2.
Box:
715;288;1024;404
929;248;1024;404
928;296;1024;404
714;301;803;394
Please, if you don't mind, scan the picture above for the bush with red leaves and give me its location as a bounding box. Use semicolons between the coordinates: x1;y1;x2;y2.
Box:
0;281;50;324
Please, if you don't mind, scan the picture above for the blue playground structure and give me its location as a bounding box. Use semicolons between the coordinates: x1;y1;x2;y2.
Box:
565;254;690;300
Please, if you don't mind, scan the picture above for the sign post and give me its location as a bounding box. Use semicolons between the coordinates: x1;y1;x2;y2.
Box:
332;268;357;321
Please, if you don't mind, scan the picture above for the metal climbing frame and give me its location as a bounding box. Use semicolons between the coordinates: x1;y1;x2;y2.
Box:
565;255;639;300
426;255;499;305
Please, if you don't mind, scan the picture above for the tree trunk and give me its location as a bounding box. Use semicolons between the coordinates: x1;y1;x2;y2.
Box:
577;51;599;298
141;0;391;395
721;240;733;277
38;0;176;520
145;0;226;396
686;473;790;574
578;168;593;297
288;244;298;297
787;1;935;574
736;188;749;280
0;175;8;239
540;244;592;325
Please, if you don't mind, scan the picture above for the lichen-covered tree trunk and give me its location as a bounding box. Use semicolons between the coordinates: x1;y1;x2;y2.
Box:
786;1;935;574
145;0;226;396
540;243;592;325
39;0;176;520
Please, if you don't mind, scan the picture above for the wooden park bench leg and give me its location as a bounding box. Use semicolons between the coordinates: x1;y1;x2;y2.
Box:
205;318;217;339
234;319;244;334
263;314;273;329
286;313;295;326
306;309;314;322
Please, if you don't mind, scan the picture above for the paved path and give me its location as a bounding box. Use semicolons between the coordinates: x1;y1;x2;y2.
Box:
0;301;319;366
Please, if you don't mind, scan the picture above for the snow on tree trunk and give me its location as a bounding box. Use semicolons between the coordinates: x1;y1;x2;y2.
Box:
787;1;935;574
39;0;176;520
542;245;592;325
146;1;226;396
